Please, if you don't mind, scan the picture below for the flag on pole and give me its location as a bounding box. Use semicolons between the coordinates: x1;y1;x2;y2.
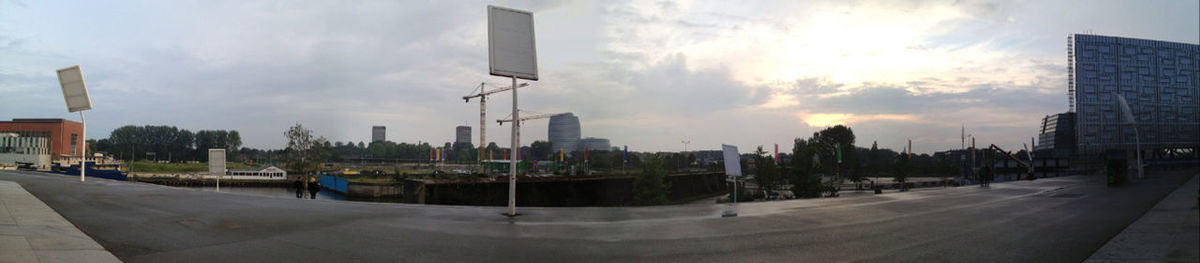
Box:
774;144;779;164
623;145;628;163
503;149;508;160
584;146;589;162
836;143;842;164
559;147;564;162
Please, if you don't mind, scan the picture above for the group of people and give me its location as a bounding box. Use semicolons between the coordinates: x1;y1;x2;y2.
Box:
293;176;321;199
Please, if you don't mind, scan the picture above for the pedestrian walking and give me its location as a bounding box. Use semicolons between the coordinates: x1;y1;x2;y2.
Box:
308;176;321;199
293;178;304;198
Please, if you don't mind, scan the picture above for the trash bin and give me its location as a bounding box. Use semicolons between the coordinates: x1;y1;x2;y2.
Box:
1106;149;1129;187
1106;159;1128;186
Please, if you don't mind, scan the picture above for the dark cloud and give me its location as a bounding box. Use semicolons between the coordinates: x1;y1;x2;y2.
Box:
0;0;1195;152
787;77;844;96
629;53;766;113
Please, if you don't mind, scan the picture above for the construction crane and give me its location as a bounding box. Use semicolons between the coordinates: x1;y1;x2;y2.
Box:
497;110;567;125
988;144;1034;179
463;82;528;169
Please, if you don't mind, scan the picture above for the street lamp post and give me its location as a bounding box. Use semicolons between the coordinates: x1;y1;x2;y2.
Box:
1115;94;1143;179
56;65;93;182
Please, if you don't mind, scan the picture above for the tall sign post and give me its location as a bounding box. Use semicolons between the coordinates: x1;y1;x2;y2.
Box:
721;144;741;217
56;65;93;182
209;149;226;192
489;5;538;216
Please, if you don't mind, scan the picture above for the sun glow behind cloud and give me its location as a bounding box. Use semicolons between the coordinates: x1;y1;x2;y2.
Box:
672;3;972;86
800;112;919;128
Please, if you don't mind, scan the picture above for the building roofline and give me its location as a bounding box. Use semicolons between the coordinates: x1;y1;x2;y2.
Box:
0;118;82;125
1071;33;1200;46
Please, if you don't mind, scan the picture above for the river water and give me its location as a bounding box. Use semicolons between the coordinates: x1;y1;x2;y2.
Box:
182;186;347;201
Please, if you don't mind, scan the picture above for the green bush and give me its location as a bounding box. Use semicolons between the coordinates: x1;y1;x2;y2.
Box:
128;161;254;173
632;157;671;205
823;180;840;197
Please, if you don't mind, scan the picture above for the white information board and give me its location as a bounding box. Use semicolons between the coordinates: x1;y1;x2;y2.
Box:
488;5;538;80
208;149;226;177
722;144;741;177
56;65;92;112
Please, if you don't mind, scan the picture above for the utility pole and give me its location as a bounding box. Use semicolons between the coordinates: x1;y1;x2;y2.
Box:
681;140;691;152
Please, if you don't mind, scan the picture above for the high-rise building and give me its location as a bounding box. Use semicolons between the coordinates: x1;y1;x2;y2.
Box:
1069;34;1199;156
548;113;581;155
455;126;471;144
372;126;386;142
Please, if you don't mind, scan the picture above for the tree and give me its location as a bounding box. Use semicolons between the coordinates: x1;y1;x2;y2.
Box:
284;123;328;176
789;138;823;198
632;156;671;205
753;146;782;198
893;154;913;191
226;130;242;160
936;153;955;182
529;140;553;161
367;141;397;159
869;141;880;187
812;125;857;186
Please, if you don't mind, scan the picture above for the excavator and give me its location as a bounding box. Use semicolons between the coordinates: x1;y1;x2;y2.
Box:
987;144;1036;180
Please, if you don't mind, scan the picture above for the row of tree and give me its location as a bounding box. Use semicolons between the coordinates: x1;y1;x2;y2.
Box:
747;125;962;199
90;125;241;162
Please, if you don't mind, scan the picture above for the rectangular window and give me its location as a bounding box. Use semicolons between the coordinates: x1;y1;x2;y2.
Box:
70;133;78;155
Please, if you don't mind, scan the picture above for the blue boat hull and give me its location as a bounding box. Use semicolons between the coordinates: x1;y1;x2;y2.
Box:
49;162;128;181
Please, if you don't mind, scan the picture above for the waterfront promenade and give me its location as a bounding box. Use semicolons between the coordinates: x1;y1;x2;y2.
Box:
0;180;120;263
0;169;1194;262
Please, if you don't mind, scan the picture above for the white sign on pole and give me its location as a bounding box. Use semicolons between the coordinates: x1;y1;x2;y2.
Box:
488;5;538;80
56;65;93;112
722;144;741;177
208;149;226;176
209;149;225;191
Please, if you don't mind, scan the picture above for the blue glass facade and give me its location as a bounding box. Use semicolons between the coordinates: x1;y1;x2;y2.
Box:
548;113;581;155
1069;34;1200;154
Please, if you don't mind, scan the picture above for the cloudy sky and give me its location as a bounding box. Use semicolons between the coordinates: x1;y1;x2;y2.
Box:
2;0;1197;153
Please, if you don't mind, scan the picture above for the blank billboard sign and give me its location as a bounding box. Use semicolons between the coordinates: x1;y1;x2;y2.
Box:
209;149;226;177
56;65;92;112
488;5;538;80
722;144;741;177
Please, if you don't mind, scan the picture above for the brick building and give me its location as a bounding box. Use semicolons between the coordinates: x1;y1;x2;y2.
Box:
0;118;85;157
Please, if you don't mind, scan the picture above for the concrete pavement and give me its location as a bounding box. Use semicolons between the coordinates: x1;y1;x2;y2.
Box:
1086;173;1199;262
0;169;1195;262
0;180;121;263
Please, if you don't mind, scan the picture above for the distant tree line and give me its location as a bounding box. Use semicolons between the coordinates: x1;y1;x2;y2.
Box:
91;125;241;162
735;124;972;199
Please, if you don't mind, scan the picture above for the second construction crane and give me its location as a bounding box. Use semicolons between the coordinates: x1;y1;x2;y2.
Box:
497;110;567;125
464;82;528;169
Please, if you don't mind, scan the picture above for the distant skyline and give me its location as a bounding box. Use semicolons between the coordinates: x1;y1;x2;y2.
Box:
1;0;1197;153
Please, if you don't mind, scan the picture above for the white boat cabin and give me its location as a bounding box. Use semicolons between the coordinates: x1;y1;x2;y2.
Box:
224;166;288;180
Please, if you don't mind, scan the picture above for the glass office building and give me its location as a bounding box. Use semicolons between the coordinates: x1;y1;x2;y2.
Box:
1036;112;1076;158
1069;34;1199;155
548;113;581;155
